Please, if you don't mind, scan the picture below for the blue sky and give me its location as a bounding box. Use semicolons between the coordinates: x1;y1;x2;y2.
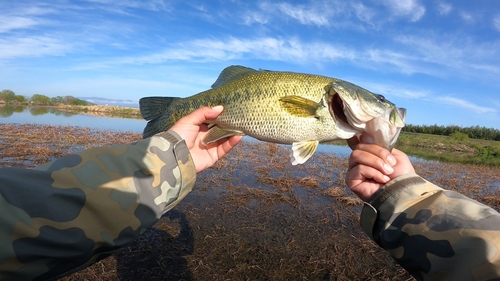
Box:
1;0;500;129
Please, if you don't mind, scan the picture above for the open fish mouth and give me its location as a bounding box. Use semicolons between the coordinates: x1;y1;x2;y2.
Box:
330;89;406;150
331;93;349;124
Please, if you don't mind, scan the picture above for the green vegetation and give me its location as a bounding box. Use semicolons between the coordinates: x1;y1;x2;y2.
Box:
403;123;500;141
1;89;89;106
396;133;500;166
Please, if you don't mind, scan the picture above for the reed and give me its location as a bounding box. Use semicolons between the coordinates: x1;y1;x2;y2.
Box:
3;124;499;281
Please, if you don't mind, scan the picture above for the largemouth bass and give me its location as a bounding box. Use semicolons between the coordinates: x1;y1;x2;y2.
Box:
140;65;406;165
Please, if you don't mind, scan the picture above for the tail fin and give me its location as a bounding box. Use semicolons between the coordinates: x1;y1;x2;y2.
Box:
139;97;178;121
143;117;167;139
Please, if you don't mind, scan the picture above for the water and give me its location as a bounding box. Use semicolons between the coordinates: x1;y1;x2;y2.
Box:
0;106;427;160
0;106;146;133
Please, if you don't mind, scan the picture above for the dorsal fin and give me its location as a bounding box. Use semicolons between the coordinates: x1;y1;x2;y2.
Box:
211;65;257;88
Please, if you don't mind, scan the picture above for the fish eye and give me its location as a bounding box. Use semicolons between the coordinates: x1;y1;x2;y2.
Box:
377;95;386;102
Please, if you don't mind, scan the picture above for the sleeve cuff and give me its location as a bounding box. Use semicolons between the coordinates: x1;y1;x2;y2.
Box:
360;173;431;240
153;130;197;213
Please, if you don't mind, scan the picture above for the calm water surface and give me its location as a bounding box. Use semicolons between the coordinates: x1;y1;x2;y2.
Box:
1;106;355;156
1;106;146;132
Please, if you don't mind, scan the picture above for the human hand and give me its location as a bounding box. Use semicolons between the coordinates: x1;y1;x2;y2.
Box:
345;141;415;201
169;106;243;173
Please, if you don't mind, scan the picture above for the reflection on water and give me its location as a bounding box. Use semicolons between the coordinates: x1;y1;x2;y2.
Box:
0;105;146;133
0;106;429;160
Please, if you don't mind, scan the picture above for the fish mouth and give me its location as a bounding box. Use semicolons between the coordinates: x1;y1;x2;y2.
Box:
331;94;348;124
330;91;406;151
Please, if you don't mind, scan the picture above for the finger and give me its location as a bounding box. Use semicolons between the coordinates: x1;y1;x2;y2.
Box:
353;143;396;166
345;166;389;201
347;135;359;150
348;149;395;174
346;164;391;185
347;133;377;150
177;106;224;126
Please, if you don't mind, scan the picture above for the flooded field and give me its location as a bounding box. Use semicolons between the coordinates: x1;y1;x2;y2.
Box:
2;123;500;280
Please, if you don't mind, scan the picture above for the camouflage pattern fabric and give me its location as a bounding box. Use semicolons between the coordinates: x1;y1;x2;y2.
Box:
0;131;196;280
360;173;500;281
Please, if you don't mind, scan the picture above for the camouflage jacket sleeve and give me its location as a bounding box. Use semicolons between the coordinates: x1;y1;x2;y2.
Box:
0;131;196;281
360;173;500;281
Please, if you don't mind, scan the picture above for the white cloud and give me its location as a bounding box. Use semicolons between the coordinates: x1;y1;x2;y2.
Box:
259;1;335;26
361;47;452;77
436;1;452;15
0;16;39;33
394;34;500;77
76;37;356;68
361;82;429;99
438;96;496;114
83;0;170;11
0;36;72;59
459;11;474;23
351;2;377;25
273;2;331;26
493;14;500;32
381;0;425;22
241;11;269;25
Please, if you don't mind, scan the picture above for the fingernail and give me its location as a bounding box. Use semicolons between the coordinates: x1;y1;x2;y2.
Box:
383;163;394;173
212;105;223;111
383;175;391;182
387;155;396;166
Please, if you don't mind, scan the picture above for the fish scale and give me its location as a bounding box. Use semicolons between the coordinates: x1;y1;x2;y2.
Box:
140;65;405;165
194;71;340;143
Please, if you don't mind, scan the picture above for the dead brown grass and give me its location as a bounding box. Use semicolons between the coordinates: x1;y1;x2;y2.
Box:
3;123;499;281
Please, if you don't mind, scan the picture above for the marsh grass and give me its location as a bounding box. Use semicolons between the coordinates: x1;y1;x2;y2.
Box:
397;133;500;166
2;123;499;281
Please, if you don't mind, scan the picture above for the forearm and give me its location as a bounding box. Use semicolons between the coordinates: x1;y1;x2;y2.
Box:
0;131;196;280
360;173;500;281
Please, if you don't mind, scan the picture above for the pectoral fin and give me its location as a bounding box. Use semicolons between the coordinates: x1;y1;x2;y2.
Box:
291;140;319;165
202;126;245;145
279;96;319;117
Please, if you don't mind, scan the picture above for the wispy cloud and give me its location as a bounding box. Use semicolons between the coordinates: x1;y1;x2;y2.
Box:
380;0;425;22
273;2;331;26
350;2;377;25
360;81;429;99
394;33;500;77
65;33;500;82
436;1;452;15
437;96;496;114
257;1;340;27
241;11;268;25
82;0;170;12
0;16;40;33
74;37;356;69
493;14;500;32
0;36;72;59
459;11;474;23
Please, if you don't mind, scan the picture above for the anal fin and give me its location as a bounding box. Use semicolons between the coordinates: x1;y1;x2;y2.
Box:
291;140;319;165
202;126;245;145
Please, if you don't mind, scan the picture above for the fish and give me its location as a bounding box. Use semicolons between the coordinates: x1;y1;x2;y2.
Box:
140;65;406;165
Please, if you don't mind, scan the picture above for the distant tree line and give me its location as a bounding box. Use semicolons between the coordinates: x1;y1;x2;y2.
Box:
0;89;89;106
403;124;500;141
